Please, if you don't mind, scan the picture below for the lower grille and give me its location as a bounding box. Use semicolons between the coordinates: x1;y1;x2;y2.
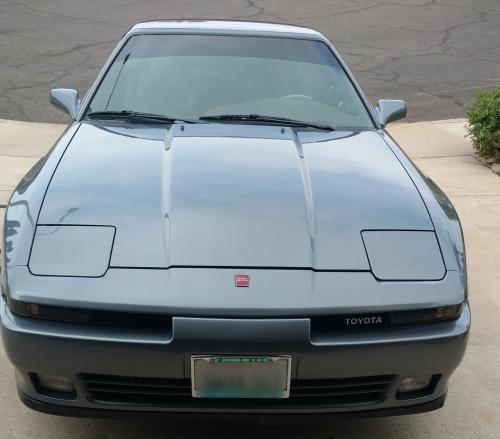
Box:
80;373;393;408
81;374;193;405
291;376;392;405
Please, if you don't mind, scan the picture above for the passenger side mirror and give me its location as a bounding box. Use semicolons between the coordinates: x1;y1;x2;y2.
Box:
375;99;407;127
50;88;80;120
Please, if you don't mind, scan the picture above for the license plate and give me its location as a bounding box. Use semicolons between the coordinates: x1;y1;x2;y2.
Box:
191;355;291;399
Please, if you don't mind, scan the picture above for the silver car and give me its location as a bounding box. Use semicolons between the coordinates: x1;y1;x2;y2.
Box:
0;20;469;420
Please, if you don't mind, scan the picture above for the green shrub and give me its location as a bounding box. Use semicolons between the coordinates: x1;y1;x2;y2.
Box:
465;84;500;161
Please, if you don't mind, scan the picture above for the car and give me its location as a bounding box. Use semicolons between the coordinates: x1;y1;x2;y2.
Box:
0;20;469;420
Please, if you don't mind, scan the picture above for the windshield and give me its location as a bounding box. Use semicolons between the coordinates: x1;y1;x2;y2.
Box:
85;34;374;129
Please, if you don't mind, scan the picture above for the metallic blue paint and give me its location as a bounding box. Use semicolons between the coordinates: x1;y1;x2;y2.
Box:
0;20;469;418
35;123;433;271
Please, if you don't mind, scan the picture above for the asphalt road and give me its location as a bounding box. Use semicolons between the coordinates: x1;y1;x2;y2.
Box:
1;0;499;123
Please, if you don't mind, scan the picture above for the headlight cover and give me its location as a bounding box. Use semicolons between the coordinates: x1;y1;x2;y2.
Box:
29;225;115;277
362;230;446;281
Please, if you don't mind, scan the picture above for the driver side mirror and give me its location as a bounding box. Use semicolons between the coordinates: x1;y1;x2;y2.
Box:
375;99;407;127
50;88;80;120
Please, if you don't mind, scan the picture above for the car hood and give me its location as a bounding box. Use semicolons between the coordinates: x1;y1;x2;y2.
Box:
37;122;433;270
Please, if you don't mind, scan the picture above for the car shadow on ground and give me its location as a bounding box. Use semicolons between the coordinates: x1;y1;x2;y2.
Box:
36;415;422;439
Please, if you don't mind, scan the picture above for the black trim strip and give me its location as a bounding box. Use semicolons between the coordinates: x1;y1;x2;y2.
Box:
6;297;463;329
19;390;446;420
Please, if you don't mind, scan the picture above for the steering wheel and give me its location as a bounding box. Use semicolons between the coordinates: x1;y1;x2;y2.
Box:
279;94;313;101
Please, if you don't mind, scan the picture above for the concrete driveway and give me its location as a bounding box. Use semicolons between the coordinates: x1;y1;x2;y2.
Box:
0;118;499;437
1;0;499;123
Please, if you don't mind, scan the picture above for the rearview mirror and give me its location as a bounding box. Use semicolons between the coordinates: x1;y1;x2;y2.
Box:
50;88;80;120
375;99;407;127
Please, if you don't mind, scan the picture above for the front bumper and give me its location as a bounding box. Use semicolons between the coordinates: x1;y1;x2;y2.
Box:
1;302;470;417
18;391;446;422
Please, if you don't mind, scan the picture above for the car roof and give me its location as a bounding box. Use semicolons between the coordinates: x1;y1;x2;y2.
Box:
129;20;324;39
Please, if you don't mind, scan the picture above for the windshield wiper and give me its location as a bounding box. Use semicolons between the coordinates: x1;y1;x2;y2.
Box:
85;110;197;124
199;114;335;131
86;111;335;131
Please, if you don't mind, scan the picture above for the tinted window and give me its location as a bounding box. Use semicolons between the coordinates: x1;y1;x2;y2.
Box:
87;34;374;129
